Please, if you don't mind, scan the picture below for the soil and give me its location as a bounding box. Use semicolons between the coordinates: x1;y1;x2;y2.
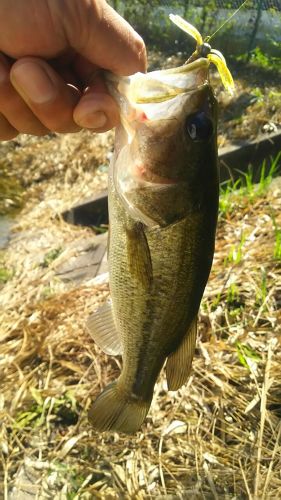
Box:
0;49;280;499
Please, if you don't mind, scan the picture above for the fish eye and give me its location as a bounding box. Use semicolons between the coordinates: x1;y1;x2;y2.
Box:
185;112;213;141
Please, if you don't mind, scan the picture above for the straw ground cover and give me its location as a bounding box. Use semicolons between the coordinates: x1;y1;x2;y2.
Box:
0;127;280;498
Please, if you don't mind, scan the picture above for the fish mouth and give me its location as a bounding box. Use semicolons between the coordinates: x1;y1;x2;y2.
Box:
156;57;209;76
106;58;210;107
133;58;210;105
132;163;178;186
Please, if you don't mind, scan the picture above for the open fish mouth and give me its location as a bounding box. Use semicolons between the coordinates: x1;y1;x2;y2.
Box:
107;57;214;227
106;58;210;108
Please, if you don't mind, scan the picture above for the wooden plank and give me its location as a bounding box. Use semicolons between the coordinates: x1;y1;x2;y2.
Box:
61;132;281;229
219;131;281;182
57;132;281;286
56;233;108;284
62;190;108;227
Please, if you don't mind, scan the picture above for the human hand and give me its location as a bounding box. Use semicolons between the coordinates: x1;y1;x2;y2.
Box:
0;0;146;140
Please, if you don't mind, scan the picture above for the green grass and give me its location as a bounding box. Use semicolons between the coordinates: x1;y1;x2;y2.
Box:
12;389;91;498
0;267;13;284
255;270;268;308
209;292;221;312
271;213;281;261
235;46;281;72
219;151;281;218
250;47;281;72
225;232;246;265
236;341;262;371
40;247;63;268
257;152;281;194
44;461;92;499
90;224;108;234
219;178;241;217
251;86;264;102
274;230;281;261
13;389;79;431
226;282;239;305
0;165;24;216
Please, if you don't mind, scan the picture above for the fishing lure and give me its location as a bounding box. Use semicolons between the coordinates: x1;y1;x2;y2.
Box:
169;14;235;95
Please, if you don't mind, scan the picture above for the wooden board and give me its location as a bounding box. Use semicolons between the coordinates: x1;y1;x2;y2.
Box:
55;232;108;284
58;131;281;285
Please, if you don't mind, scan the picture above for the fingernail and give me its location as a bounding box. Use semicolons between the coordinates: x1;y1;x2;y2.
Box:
76;110;107;129
11;62;57;104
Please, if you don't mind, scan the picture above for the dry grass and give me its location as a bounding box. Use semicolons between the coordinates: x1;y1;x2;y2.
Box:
0;130;281;498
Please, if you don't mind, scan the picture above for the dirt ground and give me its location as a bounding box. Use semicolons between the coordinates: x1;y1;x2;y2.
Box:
1;168;281;498
0;51;281;498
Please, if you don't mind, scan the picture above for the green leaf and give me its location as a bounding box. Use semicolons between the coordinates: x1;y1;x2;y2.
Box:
30;387;44;406
40;247;62;268
236;342;262;370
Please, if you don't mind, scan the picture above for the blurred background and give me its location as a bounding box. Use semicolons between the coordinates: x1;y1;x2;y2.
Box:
110;0;281;59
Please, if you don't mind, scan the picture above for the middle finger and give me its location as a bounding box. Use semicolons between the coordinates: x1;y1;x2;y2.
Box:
0;53;49;135
10;57;82;134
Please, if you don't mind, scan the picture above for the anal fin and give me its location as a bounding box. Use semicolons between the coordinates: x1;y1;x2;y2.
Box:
166;317;197;391
86;300;122;356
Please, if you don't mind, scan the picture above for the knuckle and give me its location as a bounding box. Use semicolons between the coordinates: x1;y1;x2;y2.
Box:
0;113;18;140
135;34;146;56
0;79;11;102
51;124;81;134
17;121;49;136
133;35;147;71
0;130;18;141
21;127;48;136
29;130;48;137
42;114;80;134
0;106;49;136
0;52;11;73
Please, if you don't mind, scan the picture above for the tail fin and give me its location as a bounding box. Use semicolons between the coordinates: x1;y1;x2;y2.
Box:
88;382;151;434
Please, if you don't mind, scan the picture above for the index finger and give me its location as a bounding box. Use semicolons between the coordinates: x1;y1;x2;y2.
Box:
62;1;147;76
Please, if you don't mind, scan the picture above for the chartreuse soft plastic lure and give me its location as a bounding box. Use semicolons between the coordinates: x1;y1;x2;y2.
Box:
169;14;235;95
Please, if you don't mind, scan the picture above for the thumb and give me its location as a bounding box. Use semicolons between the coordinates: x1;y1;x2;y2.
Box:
62;0;147;76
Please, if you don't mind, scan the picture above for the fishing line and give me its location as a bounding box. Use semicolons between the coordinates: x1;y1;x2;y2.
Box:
207;0;250;42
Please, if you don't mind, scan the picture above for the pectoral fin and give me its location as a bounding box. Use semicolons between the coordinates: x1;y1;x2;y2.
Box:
86;300;122;356
126;222;153;288
166;317;197;390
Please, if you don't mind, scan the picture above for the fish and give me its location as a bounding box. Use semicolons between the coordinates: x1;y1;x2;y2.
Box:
86;14;235;433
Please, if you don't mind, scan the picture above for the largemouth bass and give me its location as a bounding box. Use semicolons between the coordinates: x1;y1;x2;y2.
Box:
87;54;219;434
